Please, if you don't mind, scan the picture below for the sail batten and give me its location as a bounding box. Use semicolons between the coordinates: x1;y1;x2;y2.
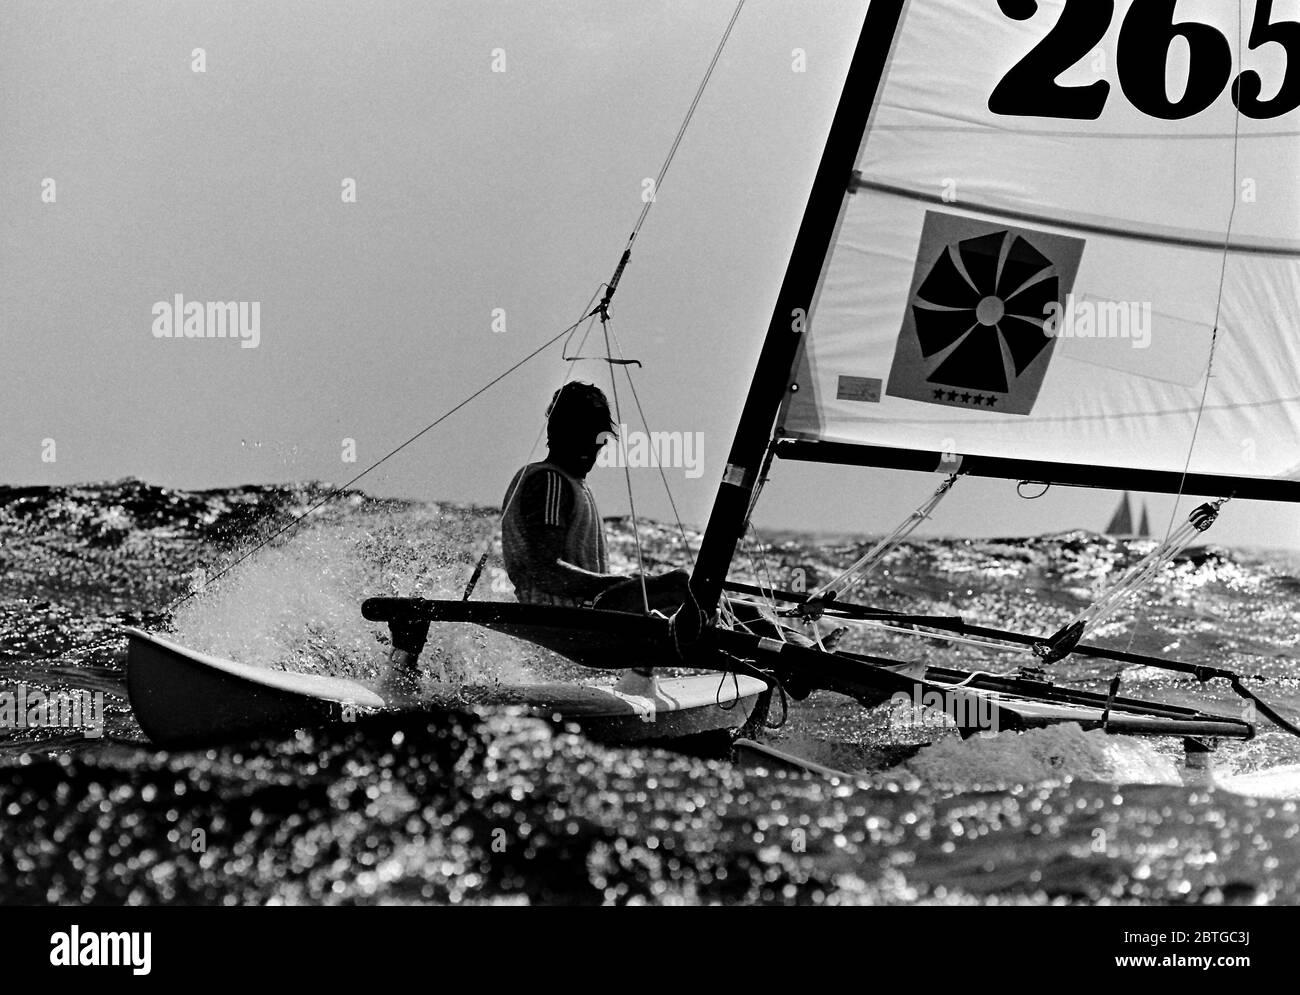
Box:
851;176;1300;257
779;0;1300;491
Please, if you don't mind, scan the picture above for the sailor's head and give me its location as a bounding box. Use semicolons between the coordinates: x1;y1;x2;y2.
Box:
546;381;615;474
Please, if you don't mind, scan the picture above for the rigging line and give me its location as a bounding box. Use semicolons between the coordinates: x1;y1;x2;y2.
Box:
1164;9;1244;534
591;0;747;320
602;316;650;613
605;317;754;627
170;316;592;618
935;669;1018;688
744;440;778;527
561;307;603;360
1231;678;1300;738
564;300;639;364
1043;504;1221;659
726;443;781;627
810;472;959;602
630;0;746;244
827;616;1036;657
740;522;788;635
1120;7;1245;657
1164;7;1243;538
738;531;773;614
716;595;750;633
604;320;694;553
719;600;762;637
726;534;774;635
1017;481;1050;500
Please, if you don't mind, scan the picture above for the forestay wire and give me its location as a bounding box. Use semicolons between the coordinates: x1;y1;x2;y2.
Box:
629;1;746;241
586;0;747;322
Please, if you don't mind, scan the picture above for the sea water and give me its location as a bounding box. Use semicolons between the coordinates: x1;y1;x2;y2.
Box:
1;480;1298;905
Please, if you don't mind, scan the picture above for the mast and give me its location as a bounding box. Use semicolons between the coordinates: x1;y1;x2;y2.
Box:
688;0;909;618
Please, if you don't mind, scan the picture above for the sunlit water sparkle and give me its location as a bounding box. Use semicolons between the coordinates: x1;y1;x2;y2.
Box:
2;480;1299;905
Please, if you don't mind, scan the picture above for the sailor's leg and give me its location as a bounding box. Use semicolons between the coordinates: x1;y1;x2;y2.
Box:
385;619;437;692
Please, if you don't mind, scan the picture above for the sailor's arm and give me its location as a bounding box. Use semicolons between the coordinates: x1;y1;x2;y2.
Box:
523;526;626;600
513;471;623;600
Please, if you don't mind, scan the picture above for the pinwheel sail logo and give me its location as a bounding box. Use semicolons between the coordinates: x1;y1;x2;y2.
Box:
886;212;1084;416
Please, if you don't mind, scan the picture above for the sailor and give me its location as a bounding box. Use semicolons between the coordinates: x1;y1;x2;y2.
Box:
384;381;688;694
500;380;689;612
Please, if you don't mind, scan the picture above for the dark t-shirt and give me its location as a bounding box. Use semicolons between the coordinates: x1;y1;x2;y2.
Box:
501;461;609;605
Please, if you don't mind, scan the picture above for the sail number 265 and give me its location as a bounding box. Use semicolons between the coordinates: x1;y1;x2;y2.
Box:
989;0;1300;120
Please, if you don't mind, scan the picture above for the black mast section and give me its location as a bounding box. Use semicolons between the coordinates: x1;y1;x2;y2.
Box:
688;0;910;618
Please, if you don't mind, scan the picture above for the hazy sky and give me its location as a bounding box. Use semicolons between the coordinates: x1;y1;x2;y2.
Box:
3;0;1296;550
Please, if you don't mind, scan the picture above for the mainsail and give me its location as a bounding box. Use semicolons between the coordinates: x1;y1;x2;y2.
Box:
692;0;1300;616
776;0;1300;501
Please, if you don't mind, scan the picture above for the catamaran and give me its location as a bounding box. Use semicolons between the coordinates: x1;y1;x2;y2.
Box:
128;0;1300;764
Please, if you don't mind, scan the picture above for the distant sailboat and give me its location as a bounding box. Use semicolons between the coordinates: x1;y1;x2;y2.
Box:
1105;493;1134;537
1105;493;1151;540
